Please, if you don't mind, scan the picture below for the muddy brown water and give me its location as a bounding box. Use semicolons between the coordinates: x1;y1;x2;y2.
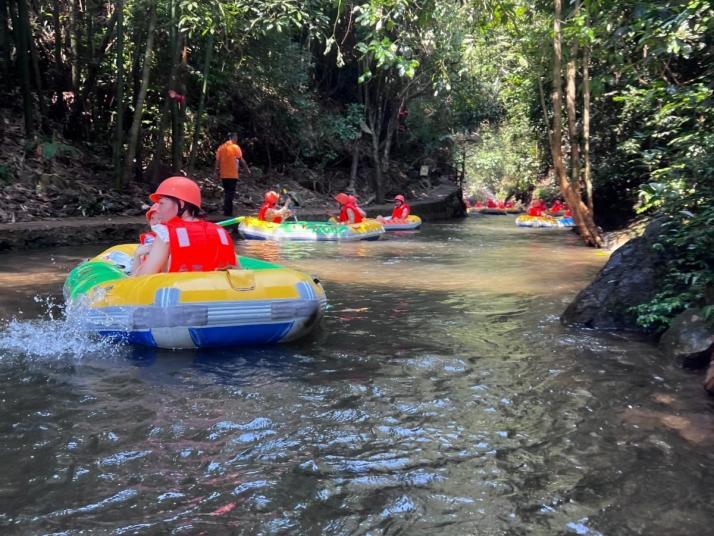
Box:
1;216;713;535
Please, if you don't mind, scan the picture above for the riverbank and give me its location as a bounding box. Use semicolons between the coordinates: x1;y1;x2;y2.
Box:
0;184;465;251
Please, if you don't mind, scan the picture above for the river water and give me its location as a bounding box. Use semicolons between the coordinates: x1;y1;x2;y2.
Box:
1;216;713;535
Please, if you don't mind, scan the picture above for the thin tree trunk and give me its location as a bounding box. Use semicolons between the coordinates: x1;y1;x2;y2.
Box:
152;0;182;181
114;0;125;188
14;0;33;137
123;3;156;185
566;42;580;187
26;7;47;131
550;0;602;247
51;0;64;99
69;0;81;91
381;100;400;174
71;10;118;131
187;31;214;170
171;44;188;171
348;141;359;192
0;0;12;77
583;44;593;212
538;77;552;146
51;0;62;68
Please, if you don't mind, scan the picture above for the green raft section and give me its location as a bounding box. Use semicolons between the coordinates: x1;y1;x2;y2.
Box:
64;254;283;301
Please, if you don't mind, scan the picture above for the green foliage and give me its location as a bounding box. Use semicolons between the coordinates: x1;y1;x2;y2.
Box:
463;117;540;199
622;79;714;330
41;142;81;162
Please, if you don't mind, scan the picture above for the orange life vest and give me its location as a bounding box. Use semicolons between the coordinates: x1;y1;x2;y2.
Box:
338;203;363;224
165;218;236;273
391;203;410;220
258;202;283;223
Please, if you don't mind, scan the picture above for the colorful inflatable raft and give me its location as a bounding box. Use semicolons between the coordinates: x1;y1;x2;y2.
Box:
380;215;422;230
515;214;575;228
239;216;384;241
63;244;327;349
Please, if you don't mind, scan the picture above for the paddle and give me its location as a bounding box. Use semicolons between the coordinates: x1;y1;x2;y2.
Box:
217;215;245;227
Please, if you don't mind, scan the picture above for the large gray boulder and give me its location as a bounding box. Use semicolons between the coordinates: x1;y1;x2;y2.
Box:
659;309;714;369
561;219;668;331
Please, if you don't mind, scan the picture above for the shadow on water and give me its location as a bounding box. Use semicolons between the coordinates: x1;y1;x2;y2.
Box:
1;217;714;535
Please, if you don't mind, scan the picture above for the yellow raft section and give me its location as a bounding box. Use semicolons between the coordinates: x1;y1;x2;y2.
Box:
66;244;327;349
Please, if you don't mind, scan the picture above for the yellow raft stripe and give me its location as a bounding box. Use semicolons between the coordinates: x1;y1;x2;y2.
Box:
88;244;320;307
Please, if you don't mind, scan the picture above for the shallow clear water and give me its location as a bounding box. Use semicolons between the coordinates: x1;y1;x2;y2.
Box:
1;216;713;535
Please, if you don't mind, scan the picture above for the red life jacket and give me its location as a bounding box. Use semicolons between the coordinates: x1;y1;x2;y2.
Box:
487;199;497;208
258;202;282;223
165;217;236;273
338;203;363;224
139;231;156;245
528;207;543;217
391;203;410;220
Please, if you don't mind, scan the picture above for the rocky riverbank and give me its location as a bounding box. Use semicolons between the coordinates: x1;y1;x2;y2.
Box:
563;218;714;394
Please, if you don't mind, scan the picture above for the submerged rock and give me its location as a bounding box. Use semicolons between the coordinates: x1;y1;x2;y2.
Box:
659;309;714;369
562;219;668;331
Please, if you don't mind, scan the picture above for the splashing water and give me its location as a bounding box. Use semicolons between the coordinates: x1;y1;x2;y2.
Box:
0;295;122;360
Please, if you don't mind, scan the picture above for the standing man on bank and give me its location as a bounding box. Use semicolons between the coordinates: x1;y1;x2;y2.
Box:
215;132;251;216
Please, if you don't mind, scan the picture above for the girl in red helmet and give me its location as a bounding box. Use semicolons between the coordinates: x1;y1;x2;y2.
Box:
258;190;294;223
377;194;410;222
390;194;410;220
334;192;364;224
133;176;237;276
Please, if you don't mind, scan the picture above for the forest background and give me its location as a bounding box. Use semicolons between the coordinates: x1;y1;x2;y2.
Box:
0;0;711;331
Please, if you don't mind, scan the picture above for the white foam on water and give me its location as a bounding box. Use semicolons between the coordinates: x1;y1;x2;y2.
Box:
0;295;122;361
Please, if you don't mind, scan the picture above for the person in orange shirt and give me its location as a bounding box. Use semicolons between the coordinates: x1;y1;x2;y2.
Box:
215;133;251;216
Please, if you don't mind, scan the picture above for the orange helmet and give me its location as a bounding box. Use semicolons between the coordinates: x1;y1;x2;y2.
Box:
335;193;350;205
394;194;405;203
264;190;279;204
145;203;159;222
150;176;202;208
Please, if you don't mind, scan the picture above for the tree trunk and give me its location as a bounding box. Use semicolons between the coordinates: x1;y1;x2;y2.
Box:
566;42;580;187
171;44;188;171
69;0;81;91
583;44;593;212
51;0;62;69
123;3;156;186
550;0;603;247
187;31;214;170
538;77;552;146
0;0;12;77
69;10;118;138
13;0;33;137
152;0;182;181
114;0;125;188
381;99;400;175
26;6;47;132
348;141;360;192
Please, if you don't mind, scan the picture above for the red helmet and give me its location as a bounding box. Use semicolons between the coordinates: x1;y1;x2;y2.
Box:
264;190;279;205
335;193;350;205
150;176;202;208
145;203;159;222
394;194;405;203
